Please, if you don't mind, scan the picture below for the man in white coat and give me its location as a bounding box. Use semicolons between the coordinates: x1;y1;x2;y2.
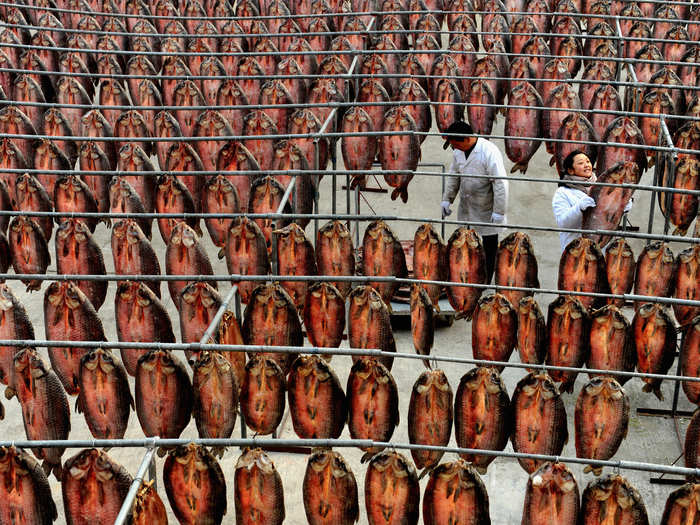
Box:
440;120;508;282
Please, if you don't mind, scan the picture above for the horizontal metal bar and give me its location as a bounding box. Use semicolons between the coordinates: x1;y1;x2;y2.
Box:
0;129;691;155
0;436;698;477
5;337;700;383
5;97;700;127
4;16;700;48
1;167;699;199
2;268;699;305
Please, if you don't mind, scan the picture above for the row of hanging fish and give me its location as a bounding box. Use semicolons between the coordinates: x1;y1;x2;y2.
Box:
5;440;699;525
0;286;688;484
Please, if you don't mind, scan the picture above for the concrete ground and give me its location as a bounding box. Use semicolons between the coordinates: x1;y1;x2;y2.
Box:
2;71;697;525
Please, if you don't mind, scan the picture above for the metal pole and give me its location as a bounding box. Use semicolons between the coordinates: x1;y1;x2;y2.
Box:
5;436;700;478
113;444;157;525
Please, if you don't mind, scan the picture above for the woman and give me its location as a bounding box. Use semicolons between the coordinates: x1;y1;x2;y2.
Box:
552;150;598;252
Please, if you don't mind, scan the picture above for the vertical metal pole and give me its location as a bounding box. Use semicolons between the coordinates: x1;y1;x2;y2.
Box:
441;165;446;240
313;138;321;237
355;184;361;248
113;446;157;525
614;16;622;82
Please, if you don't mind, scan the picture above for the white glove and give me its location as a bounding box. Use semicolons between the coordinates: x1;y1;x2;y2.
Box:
623;198;633;213
441;201;452;216
491;212;505;224
578;196;596;211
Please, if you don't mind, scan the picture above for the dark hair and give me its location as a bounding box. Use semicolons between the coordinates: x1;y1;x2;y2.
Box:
562;150;587;177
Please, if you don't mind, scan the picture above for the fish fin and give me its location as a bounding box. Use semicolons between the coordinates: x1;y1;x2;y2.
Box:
41;461;52;477
418;466;435;480
26;281;41;293
4;387;15;400
157;447;168;458
74;394;82;414
390;187;400;201
647;156;655;169
422;356;432;370
499;107;506;116
562;381;574;394
0;399;3;420
401;188;408;203
454;311;468;321
673;226;689;236
583;464;592;474
218;247;225;259
549;157;555;167
361;451;376;463
194;223;203;237
51;463;62;480
476;465;487;475
101;218;111;228
211;446;226;459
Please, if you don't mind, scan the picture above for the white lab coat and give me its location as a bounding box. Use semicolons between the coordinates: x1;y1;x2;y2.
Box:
552;185;588;252
442;138;508;237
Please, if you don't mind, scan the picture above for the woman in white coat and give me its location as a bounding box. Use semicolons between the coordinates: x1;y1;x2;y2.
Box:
440;120;508;282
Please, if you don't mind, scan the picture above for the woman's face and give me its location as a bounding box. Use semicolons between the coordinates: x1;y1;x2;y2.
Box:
568;153;593;179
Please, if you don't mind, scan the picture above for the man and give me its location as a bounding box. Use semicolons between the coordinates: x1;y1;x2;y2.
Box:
441;120;508;282
552;150;632;252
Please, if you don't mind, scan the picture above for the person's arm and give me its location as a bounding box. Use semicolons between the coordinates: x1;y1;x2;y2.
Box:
553;188;595;229
488;146;508;218
442;155;461;203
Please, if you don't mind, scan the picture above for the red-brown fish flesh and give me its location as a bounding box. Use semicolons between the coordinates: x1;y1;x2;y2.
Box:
11;348;70;478
634;241;676;308
135;349;193;438
575;376;629;474
0;446;57;525
413;223;447;308
511;372;568;473
422;459;491;525
495;232;539;307
164;443;227;525
115;281;174;375
580;474;649;524
347;357;399;461
316;220;355;298
558;237;607;310
76;347;133;439
55;218;107;310
604;238;636;307
193;351;238;441
365;451;420;525
234;448;285;525
241;283;303;373
455;366;510;474
379;107;420;202
304;282;345;351
288;354;347;438
303;449;359;525
521;461;579;525
362;220;408;306
61;449;132;525
44;281;106;395
632;303;677;400
446;227;486;319
239;355;286;435
407;369;453;475
588;305;635;384
224;217;270;304
348;285;396;370
472;293;518;370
